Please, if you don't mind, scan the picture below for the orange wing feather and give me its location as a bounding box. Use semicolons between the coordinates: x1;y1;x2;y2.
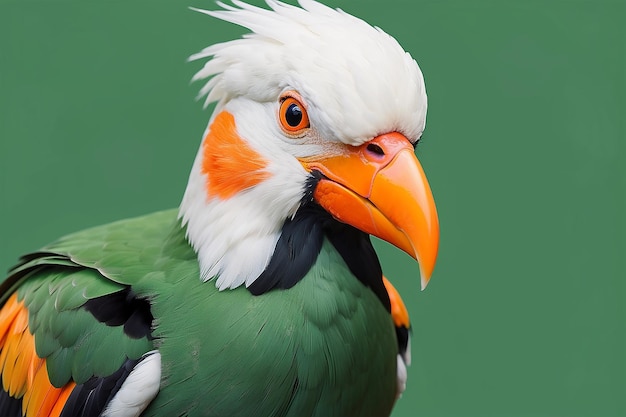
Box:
0;294;76;417
382;276;410;329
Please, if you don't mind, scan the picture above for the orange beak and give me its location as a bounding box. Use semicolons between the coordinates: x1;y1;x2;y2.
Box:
300;132;439;290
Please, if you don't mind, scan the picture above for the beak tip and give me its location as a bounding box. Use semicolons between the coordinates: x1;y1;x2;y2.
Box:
420;268;430;291
417;243;437;290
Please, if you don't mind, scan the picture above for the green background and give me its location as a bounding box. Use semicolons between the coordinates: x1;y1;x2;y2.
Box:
1;0;624;416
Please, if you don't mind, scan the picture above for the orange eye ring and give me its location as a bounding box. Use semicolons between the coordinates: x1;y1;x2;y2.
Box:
278;94;310;135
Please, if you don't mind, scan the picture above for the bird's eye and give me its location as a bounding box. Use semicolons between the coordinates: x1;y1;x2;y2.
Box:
279;95;310;135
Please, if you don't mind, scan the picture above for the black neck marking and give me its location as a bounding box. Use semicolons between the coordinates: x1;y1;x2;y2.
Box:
248;172;390;312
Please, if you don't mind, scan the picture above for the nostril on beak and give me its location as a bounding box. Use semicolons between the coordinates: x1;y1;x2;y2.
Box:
366;143;385;156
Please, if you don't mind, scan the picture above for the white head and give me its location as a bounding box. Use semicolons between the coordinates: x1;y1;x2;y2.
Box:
179;0;438;291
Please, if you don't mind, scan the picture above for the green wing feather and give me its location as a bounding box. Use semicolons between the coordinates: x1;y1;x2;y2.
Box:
0;211;180;389
2;209;398;416
16;271;151;386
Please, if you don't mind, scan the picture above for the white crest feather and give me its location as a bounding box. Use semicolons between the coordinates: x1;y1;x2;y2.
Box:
189;0;427;145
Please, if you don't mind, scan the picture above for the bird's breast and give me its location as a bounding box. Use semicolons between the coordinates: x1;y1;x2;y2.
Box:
147;239;398;417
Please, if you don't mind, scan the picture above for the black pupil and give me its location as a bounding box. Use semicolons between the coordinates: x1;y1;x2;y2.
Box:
285;103;303;127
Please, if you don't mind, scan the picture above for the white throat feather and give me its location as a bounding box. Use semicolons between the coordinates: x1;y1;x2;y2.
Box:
179;99;309;289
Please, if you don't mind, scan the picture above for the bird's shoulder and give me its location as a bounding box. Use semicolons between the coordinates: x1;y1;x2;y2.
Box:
0;209;191;417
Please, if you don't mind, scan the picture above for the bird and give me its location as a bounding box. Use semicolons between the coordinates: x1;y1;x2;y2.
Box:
0;0;439;416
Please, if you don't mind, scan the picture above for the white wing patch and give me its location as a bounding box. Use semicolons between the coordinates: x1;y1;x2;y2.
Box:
396;354;408;399
396;336;411;399
102;350;162;417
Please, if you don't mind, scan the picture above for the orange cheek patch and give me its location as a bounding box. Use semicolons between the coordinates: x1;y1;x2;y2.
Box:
0;293;77;417
201;111;271;200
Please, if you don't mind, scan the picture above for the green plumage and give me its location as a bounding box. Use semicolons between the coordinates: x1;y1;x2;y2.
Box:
3;210;398;416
